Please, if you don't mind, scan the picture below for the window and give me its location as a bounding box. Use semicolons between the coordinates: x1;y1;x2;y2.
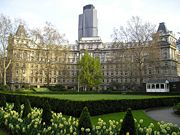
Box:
30;77;33;83
152;84;155;89
40;78;42;83
16;70;19;75
149;69;152;75
156;84;159;89
161;84;164;89
16;63;19;67
54;71;56;75
125;71;127;76
22;77;25;82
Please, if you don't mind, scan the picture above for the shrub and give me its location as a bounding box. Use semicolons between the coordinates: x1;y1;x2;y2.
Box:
119;108;136;135
1;92;180;117
22;84;30;89
173;102;180;115
13;97;21;114
48;84;65;91
42;100;52;126
0;95;6;108
0;84;10;90
78;106;93;135
22;98;32;118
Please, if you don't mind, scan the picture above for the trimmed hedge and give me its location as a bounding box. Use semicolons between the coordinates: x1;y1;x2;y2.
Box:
22;98;31;118
173;102;180;115
42;100;52;126
0;85;10;91
1;92;180;117
78;107;93;135
120;108;136;135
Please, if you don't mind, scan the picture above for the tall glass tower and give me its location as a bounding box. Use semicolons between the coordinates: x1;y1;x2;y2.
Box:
78;4;98;40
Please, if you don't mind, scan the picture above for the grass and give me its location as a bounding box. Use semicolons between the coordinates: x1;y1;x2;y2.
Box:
64;109;158;129
0;130;9;135
21;93;180;101
33;88;50;92
1;90;180;101
2;88;180;101
9;88;179;101
91;110;159;129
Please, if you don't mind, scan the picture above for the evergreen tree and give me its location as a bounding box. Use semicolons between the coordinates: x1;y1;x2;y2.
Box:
0;95;6;107
13;97;21;114
119;108;136;135
42;100;52;126
78;106;92;135
22;98;31;118
78;51;103;91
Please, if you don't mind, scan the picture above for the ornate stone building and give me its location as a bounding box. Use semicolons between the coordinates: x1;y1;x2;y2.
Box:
6;23;180;90
6;5;180;91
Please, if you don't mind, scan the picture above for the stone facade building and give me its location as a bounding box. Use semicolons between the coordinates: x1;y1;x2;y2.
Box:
6;5;180;90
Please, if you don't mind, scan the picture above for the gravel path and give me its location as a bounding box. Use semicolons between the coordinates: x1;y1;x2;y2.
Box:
145;107;180;126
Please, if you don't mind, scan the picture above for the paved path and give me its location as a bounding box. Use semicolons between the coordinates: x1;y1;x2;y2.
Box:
145;107;180;126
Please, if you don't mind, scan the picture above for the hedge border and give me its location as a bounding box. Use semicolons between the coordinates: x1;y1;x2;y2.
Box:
1;92;180;117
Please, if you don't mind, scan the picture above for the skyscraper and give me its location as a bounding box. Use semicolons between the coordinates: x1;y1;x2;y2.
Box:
78;4;98;40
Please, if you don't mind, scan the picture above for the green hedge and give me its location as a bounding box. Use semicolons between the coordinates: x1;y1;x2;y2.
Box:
173;102;180;115
1;92;180;117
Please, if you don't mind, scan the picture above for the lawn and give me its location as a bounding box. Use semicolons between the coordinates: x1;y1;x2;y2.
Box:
2;88;180;101
91;110;158;129
23;93;180;101
0;130;8;135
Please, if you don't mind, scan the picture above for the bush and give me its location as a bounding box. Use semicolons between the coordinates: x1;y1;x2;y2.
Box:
0;84;10;90
1;92;180;117
13;97;21;114
173;102;180;115
42;100;52;126
0;95;6;107
22;98;32;118
119;108;136;135
22;84;30;89
48;84;65;91
78;106;93;135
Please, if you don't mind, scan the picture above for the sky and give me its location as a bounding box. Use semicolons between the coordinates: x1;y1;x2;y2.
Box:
0;0;180;44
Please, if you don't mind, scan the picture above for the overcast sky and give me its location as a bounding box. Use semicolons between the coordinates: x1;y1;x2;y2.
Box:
0;0;180;43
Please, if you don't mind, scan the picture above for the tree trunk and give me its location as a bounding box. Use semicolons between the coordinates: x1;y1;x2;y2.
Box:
3;59;7;86
3;69;6;86
139;63;143;86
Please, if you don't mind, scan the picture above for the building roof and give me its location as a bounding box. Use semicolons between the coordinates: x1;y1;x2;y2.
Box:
15;24;27;37
83;4;95;11
157;22;168;34
146;79;179;84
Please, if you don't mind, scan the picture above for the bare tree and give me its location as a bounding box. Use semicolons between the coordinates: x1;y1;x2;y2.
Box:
0;14;13;86
30;22;68;86
0;53;3;83
112;16;160;87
